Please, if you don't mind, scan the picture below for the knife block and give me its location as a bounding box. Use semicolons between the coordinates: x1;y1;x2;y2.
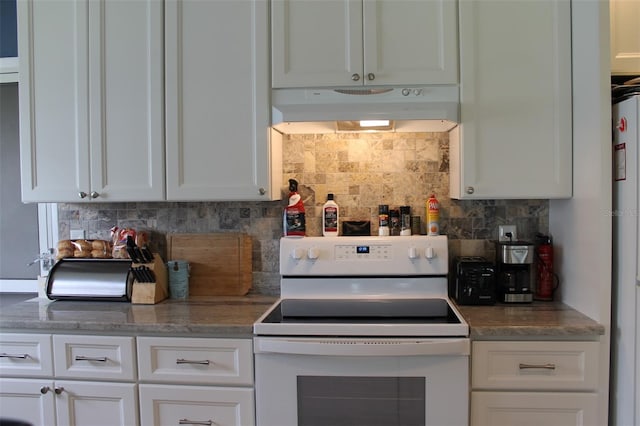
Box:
131;253;168;304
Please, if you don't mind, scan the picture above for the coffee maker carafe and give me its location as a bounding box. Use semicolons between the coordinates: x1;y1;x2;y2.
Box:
496;242;535;303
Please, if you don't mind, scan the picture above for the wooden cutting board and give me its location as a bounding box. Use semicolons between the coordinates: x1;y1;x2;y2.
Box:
166;233;252;296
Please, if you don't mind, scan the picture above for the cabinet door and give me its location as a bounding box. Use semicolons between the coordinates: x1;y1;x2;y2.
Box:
87;0;164;202
363;0;458;85
54;380;138;426
166;0;282;201
18;0;164;203
18;0;91;202
139;384;254;426
451;0;572;199
471;391;598;426
610;0;640;75
0;378;55;426
272;0;363;88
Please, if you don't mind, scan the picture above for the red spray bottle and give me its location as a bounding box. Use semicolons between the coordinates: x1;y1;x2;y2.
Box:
283;179;306;237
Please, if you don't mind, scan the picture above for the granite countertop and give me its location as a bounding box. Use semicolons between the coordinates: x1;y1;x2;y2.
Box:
0;296;604;339
0;295;278;337
454;301;605;339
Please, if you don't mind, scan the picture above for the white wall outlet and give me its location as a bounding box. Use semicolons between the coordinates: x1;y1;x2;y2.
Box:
70;229;85;239
498;225;517;242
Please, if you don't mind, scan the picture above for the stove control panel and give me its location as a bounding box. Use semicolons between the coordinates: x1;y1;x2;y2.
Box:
280;235;448;276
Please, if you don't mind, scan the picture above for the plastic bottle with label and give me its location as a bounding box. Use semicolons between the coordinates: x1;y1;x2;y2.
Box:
426;194;440;236
378;204;390;236
322;193;339;236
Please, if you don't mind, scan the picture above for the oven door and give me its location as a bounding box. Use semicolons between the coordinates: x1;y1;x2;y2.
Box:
254;337;469;426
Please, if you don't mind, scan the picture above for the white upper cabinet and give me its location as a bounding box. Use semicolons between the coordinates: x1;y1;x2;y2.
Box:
165;0;281;201
272;0;458;88
450;0;572;199
610;0;640;75
0;0;18;83
18;0;164;203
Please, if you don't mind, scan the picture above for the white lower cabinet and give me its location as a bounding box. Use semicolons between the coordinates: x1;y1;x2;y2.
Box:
0;378;55;426
0;333;139;426
139;384;254;426
470;340;600;426
136;336;255;426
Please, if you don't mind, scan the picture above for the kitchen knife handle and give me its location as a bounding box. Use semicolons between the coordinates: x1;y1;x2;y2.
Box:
518;363;556;370
178;419;212;426
176;358;211;365
0;352;29;359
75;355;108;362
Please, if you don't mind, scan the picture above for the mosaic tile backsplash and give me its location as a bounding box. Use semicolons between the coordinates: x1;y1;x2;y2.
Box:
57;132;548;295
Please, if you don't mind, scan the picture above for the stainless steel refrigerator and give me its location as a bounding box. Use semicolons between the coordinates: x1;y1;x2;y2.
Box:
612;93;640;426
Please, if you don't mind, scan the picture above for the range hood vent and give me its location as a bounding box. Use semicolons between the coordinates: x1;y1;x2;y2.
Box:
272;85;459;134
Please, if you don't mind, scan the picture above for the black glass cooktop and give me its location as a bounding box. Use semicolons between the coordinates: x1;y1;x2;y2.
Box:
261;299;461;324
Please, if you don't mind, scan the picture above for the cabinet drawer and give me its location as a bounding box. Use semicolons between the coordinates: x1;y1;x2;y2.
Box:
139;384;254;426
0;334;53;377
471;391;598;426
53;335;136;380
472;341;599;391
137;337;253;385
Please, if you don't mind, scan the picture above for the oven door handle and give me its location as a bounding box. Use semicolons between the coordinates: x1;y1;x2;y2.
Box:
254;337;470;356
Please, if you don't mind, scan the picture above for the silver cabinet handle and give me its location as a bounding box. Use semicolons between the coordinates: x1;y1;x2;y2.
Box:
75;355;108;362
259;187;266;195
40;386;50;394
90;191;100;198
519;363;556;370
465;186;475;194
367;73;375;81
54;387;64;394
78;191;88;199
176;358;211;365
351;73;360;81
179;420;212;426
0;353;29;359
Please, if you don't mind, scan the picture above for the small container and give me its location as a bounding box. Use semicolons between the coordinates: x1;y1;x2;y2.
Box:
378;204;390;236
411;216;421;235
390;209;401;236
400;206;411;235
167;260;189;299
322;193;339;236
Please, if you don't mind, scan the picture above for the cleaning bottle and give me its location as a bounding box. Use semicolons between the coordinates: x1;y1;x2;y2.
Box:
283;179;306;237
426;194;440;236
322;193;339;236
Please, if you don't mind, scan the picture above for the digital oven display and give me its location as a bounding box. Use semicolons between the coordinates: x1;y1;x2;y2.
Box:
356;246;370;254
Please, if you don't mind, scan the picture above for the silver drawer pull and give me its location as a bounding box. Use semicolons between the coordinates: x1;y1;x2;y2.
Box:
178;419;213;425
519;363;556;370
176;358;211;365
75;355;108;362
0;353;29;359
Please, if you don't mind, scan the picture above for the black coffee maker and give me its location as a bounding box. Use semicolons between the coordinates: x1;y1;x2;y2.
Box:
495;241;535;303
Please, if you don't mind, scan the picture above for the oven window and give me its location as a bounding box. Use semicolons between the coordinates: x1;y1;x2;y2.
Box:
297;376;425;426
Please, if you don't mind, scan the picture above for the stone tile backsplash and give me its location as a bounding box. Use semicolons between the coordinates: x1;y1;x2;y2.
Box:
58;132;548;295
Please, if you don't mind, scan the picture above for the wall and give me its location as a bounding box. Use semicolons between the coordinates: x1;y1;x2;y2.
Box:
0;83;39;280
58;131;548;295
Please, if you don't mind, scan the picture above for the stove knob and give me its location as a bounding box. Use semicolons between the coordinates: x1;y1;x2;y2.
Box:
425;247;436;260
308;247;320;260
408;247;419;259
291;248;305;260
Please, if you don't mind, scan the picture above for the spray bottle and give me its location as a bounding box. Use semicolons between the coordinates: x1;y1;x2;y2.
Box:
283;179;305;237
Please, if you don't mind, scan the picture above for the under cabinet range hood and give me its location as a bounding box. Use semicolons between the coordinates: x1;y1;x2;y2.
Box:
271;85;459;134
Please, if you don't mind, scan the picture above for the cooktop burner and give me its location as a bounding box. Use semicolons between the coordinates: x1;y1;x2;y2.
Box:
261;298;461;325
